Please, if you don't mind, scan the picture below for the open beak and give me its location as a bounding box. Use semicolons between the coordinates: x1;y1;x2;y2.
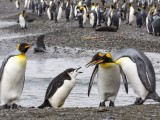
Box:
76;67;83;74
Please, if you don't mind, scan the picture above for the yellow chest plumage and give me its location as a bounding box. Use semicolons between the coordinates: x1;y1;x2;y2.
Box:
100;63;116;68
13;54;27;66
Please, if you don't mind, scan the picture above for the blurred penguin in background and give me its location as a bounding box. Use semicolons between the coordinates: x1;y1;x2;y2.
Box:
134;7;143;28
141;5;147;26
15;0;20;9
34;34;46;53
65;0;71;22
77;7;84;28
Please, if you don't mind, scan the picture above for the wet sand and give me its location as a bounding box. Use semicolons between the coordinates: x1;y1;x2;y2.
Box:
0;0;160;120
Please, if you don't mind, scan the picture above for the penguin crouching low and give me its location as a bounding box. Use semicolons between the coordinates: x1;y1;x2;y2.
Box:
38;67;82;109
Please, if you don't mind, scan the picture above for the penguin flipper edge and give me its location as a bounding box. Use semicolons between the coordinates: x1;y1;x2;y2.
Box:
88;65;98;97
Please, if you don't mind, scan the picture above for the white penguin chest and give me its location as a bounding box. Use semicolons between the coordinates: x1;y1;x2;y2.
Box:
48;79;75;108
90;13;95;26
116;57;148;99
97;63;120;101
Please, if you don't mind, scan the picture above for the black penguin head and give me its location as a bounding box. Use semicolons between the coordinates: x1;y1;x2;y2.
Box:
17;43;31;54
86;52;114;68
137;7;141;11
65;67;83;78
85;52;104;67
129;3;132;7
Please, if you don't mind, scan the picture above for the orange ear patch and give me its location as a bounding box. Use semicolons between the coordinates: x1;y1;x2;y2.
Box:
106;53;112;58
98;53;103;57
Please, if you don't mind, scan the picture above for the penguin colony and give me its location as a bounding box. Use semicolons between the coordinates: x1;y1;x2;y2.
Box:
15;0;160;36
2;0;160;109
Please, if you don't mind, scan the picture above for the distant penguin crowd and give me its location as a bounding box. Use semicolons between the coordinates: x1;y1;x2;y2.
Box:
13;0;160;36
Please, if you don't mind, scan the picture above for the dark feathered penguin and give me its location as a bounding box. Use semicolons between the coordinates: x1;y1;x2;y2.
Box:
34;35;46;53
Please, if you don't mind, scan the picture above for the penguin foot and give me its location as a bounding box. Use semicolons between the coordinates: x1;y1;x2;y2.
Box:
99;102;106;107
2;104;10;109
109;101;115;107
11;103;19;109
134;98;144;105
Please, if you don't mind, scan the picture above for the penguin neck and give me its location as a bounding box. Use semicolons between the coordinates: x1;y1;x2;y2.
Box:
19;53;26;56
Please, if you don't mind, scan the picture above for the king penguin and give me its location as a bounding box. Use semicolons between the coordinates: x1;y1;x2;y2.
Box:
85;53;121;109
38;67;82;108
87;10;97;28
18;10;26;29
128;3;135;25
15;0;20;9
0;43;31;109
100;48;160;105
57;2;63;22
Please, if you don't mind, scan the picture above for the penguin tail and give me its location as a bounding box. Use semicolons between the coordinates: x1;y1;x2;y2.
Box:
38;99;51;109
146;92;160;102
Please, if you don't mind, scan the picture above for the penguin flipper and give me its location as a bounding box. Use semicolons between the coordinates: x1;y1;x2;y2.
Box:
88;65;98;97
0;55;16;82
119;65;128;94
136;57;154;93
45;80;64;99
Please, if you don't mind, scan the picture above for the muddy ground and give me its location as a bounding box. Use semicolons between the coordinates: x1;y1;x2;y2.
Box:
0;0;160;120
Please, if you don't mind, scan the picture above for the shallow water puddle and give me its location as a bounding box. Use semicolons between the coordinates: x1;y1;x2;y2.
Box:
0;53;160;107
0;21;17;28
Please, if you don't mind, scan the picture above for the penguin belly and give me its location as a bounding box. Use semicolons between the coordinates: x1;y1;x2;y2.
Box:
57;6;63;21
1;56;26;105
129;7;135;24
19;15;25;28
97;63;120;103
90;13;95;27
116;57;148;100
48;79;75;108
47;8;52;20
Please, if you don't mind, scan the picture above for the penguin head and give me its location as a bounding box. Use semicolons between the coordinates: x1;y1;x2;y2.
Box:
17;43;31;54
85;52;104;67
79;7;83;12
66;67;83;78
129;3;132;7
137;7;141;11
142;5;146;9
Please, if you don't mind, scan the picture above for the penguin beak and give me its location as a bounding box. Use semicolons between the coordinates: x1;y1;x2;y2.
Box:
86;60;104;68
85;61;97;68
76;67;83;74
25;44;31;48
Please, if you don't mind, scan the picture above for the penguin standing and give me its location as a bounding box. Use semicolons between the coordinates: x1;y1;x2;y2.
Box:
74;3;80;20
77;7;84;28
128;3;135;25
152;15;160;36
47;3;53;20
82;5;87;26
141;5;147;26
24;0;29;9
91;3;95;11
38;68;82;108
95;3;101;26
134;8;143;27
37;0;43;16
146;9;154;34
15;0;20;9
65;0;71;22
104;8;112;26
121;0;128;20
57;2;63;22
86;53;121;109
111;10;122;29
87;10;97;28
18;10;26;29
0;43;31;109
31;0;36;12
102;48;160;105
